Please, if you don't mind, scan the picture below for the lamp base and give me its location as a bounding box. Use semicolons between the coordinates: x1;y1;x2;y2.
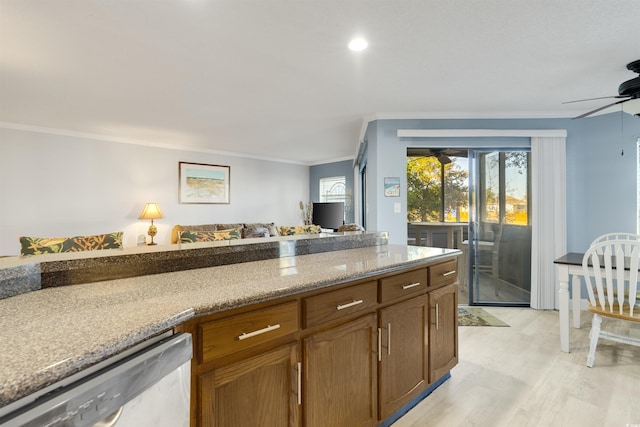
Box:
147;223;158;246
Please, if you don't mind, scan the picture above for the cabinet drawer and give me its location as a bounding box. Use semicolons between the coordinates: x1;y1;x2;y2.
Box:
379;268;427;303
303;281;377;328
428;259;458;288
200;301;299;363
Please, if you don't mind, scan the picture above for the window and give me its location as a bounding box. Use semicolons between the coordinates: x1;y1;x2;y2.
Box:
479;151;529;226
319;176;346;203
406;152;469;223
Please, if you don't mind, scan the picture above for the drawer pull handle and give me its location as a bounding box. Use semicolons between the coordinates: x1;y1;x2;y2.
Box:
336;299;364;310
402;282;422;290
296;362;302;405
237;324;281;341
442;270;456;277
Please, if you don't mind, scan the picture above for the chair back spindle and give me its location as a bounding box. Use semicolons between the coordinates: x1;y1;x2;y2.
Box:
582;236;640;367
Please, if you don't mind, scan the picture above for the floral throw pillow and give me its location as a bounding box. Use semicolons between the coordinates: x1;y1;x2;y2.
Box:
179;228;242;243
278;225;322;236
19;232;124;256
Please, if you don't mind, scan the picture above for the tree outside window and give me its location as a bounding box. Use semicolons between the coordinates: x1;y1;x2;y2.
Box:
407;156;469;223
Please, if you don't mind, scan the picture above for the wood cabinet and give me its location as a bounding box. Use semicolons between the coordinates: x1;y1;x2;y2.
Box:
378;268;427;303
181;300;300;427
428;283;458;382
199;343;300;427
199;301;299;363
303;314;377;427
180;257;458;427
378;295;428;420
428;258;457;289
302;281;377;328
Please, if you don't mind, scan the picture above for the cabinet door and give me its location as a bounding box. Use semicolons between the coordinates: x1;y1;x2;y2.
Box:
429;284;458;382
378;295;428;420
303;314;377;427
199;342;300;427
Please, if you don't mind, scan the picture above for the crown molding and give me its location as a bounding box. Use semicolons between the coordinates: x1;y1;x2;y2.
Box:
397;129;567;138
368;111;579;120
0;121;310;166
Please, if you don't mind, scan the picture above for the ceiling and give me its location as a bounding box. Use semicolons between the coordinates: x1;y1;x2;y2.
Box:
1;1;640;165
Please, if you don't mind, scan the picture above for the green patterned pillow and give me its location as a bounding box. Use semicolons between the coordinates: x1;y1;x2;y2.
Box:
179;228;242;243
19;232;124;256
278;225;322;236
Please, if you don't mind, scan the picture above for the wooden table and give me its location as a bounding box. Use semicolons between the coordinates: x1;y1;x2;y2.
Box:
554;252;585;353
410;222;466;249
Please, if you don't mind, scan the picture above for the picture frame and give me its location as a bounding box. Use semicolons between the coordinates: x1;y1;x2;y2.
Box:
179;162;230;204
384;177;400;197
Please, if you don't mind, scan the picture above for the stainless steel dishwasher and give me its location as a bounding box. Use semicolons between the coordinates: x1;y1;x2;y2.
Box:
0;332;192;427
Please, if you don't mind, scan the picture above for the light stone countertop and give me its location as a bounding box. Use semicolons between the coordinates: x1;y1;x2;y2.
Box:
0;244;458;409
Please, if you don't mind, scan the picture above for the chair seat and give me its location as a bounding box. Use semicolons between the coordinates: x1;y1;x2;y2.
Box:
588;303;640;322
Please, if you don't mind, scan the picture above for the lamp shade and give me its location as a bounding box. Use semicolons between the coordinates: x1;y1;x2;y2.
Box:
138;203;164;220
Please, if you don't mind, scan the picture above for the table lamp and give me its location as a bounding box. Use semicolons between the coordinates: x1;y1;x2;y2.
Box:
138;202;164;245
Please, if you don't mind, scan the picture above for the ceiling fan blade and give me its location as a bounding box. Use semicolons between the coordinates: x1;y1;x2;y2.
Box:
573;99;628;119
563;95;629;104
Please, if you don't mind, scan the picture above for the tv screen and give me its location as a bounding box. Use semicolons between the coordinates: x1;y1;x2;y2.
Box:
312;202;345;230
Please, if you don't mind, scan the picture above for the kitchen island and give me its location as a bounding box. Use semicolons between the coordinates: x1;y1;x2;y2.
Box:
0;240;459;426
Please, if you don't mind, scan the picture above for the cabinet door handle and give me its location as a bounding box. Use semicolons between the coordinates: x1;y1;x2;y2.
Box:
296;362;302;405
237;324;281;341
435;304;439;330
442;270;456;277
336;299;364;310
377;327;382;362
402;282;422;290
387;323;391;355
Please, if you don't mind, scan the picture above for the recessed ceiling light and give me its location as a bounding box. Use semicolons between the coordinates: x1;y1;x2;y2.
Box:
348;38;368;51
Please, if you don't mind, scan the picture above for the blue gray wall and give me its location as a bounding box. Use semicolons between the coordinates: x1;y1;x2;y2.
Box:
312;113;640;251
309;160;355;224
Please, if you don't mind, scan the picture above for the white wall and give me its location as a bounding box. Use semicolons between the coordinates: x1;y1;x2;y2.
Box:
0;127;309;255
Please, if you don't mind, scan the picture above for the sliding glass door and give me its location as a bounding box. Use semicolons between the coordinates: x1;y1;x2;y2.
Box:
468;149;531;305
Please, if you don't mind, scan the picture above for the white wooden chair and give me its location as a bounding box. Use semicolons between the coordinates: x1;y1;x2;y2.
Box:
582;240;640;367
590;232;640;253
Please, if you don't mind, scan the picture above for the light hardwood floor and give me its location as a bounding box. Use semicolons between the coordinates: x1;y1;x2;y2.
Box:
393;307;640;427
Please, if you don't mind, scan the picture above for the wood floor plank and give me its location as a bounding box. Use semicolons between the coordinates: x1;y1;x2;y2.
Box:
392;307;640;427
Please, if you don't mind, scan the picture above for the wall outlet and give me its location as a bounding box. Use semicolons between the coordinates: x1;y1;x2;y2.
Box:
394;203;401;213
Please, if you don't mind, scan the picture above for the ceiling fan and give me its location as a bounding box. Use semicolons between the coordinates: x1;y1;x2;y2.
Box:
564;59;640;119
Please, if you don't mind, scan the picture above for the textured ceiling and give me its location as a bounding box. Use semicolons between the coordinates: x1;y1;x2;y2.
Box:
1;0;639;164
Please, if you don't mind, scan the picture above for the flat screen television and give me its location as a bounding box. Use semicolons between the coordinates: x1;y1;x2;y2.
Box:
312;202;345;231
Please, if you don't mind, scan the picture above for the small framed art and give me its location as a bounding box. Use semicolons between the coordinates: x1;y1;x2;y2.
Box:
384;177;400;197
179;162;230;204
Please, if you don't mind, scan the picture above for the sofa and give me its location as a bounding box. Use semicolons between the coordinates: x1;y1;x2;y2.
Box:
171;222;365;244
171;222;323;244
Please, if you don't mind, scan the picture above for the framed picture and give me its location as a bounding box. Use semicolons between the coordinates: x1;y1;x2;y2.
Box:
179;162;230;204
384;177;400;197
